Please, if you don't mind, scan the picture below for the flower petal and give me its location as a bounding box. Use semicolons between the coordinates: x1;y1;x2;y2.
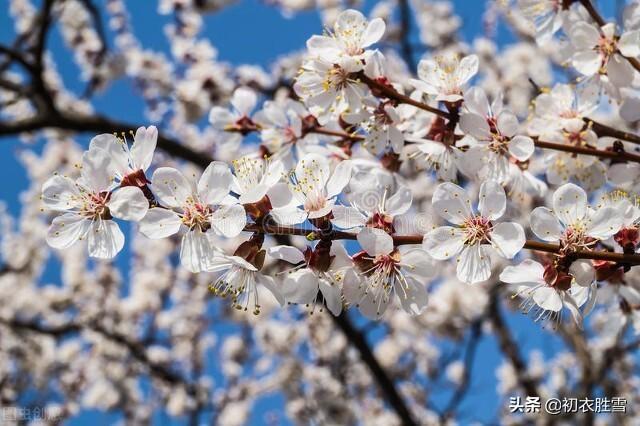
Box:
397;275;428;316
46;213;90;250
569;259;595;287
180;229;215;273
198;161;233;205
499;259;545;284
151;167;194;209
267;245;305;264
432;182;472;225
108;187;149;222
456;244;491;284
362;18;386;47
41;175;82;211
282;269;319;304
532;286;563;312
508;135;534;161
385;186;412;216
210;204;246;238
422;226;465;260
478;180;506;220
325;160;353;199
585;206;623;240
139;208;182;239
88;219;125;259
552;183;587;226
490;222;525;259
357;227;393;256
530;207;564;241
131;126;157;172
319;278;343;316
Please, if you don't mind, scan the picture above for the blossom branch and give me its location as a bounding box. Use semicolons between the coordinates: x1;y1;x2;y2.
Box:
243;223;640;265
357;73;453;119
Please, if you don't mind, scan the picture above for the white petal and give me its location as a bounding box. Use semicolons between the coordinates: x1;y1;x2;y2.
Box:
585;206;623;240
46;213;90;249
563;294;583;329
41;175;82;211
138;208;182;239
357;227;393;256
296;153;330;191
89;133;128;178
210;204;246;237
231;87;257;116
397;275;428;316
460;112;491;140
497;111;518;138
422;227;465;260
532;286;563;311
463;87;490;118
572;50;602;76
499;259;545;284
319;278;343;316
530;207;564;241
282;269;318;304
151;167;193;209
209;107;235;129
198;161;233;205
180;229;215;273
432;182;472;225
607;54;635;87
361;18;386;47
385;186;412;216
81;147;113;191
608;162;640;188
456;244;492;284
619;30;640;57
258;274;285;307
478;180;506;220
490;222;525;259
552;183;587;226
325;160;352;199
88;219;125;259
457;54;479;84
508;135;535;161
331;205;366;229
569;259;595;287
108;187;149;221
267;245;305;264
267;182;296;209
400;248;436;278
270;207;308;225
131;126;157;171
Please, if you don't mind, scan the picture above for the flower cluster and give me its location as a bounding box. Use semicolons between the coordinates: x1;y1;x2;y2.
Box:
39;6;640;330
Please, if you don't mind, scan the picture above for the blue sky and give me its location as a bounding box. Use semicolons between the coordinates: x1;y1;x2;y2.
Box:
0;0;625;424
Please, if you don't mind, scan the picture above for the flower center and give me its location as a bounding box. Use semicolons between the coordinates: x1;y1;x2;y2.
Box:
81;191;112;220
462;216;492;245
182;197;213;231
304;189;327;212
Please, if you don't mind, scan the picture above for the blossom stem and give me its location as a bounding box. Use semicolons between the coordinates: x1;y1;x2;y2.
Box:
586;118;640;145
356;73;453;119
311;127;640;163
534;138;640;162
243;223;640;265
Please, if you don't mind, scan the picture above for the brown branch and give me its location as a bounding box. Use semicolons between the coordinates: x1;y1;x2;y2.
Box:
586;118;640;145
534;138;640;162
244;223;640;265
357;73;452;119
331;312;417;426
0;112;213;168
488;293;540;397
